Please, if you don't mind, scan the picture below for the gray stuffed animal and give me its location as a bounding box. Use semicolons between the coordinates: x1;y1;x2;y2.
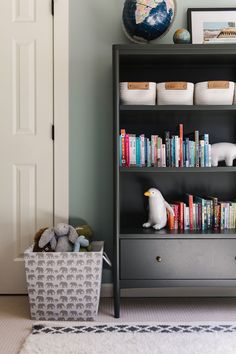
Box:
38;223;78;252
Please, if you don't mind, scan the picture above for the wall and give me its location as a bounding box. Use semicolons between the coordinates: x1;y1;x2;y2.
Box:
69;0;236;283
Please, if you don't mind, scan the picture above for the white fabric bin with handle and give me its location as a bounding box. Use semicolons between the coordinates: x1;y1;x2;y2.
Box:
195;81;235;105
156;82;194;105
24;241;104;321
120;82;156;105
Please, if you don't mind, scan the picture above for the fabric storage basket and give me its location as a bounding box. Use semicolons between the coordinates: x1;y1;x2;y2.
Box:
24;241;104;321
156;82;194;105
195;81;235;105
120;82;156;105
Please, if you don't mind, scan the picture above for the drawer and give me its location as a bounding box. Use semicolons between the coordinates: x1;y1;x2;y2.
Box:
120;239;236;280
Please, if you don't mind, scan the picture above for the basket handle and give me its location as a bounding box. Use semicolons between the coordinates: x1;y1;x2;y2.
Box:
103;252;112;267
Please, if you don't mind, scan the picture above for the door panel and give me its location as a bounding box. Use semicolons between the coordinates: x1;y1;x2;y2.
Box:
0;0;53;293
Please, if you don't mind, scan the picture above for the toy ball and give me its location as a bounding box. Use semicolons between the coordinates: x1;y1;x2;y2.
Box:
173;28;191;44
122;0;176;43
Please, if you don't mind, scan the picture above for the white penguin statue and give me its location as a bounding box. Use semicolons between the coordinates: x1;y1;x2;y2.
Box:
143;188;174;230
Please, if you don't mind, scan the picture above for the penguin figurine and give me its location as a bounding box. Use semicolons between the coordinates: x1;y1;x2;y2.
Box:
143;188;174;230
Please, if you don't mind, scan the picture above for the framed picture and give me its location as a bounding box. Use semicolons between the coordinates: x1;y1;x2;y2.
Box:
187;8;236;44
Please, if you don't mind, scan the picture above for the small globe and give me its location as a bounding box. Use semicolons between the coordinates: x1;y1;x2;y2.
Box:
173;28;191;44
122;0;176;44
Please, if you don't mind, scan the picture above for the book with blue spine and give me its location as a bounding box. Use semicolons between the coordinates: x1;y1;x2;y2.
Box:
204;134;209;167
136;137;141;167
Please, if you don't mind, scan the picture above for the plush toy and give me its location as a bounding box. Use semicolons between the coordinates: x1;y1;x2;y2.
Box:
73;236;90;252
211;142;236;167
75;224;93;241
38;223;78;252
143;188;174;230
33;227;54;252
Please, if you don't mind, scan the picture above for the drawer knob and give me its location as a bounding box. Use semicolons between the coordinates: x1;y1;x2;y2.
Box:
156;256;162;263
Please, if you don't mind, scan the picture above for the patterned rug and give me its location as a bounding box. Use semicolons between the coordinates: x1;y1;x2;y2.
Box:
20;322;236;354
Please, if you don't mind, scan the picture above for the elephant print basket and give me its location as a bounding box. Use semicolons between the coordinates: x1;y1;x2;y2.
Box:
24;241;104;321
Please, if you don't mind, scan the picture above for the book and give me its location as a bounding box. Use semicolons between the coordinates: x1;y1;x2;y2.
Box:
188;194;194;231
179;124;183;167
204;134;209;167
195;130;200;167
121;129;126;167
129;134;136;166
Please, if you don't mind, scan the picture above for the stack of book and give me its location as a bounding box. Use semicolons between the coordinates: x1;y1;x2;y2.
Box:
168;195;236;231
120;125;211;168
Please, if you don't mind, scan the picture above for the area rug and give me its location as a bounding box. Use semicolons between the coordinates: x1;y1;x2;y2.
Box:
20;322;236;354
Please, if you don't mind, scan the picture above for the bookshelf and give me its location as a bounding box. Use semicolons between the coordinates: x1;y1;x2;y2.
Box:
113;44;236;318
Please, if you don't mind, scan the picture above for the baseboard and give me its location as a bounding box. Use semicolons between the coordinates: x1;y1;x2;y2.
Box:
100;283;236;298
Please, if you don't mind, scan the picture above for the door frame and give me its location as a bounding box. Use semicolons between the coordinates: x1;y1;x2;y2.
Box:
54;0;69;224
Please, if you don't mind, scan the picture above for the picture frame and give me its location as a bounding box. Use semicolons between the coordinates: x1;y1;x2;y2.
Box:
187;8;236;44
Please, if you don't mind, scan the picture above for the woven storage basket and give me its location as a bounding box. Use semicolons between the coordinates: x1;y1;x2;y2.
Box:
156;82;194;105
24;241;104;321
195;81;235;105
120;82;156;105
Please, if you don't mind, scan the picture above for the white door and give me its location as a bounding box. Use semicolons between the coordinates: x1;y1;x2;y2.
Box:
0;0;54;293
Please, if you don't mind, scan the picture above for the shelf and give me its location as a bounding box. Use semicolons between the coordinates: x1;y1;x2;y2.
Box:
120;226;236;239
120;167;236;173
120;105;236;112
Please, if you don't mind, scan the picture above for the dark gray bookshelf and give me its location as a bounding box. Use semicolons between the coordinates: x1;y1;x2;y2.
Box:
113;44;236;318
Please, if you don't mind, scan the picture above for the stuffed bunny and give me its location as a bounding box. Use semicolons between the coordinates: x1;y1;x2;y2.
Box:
38;223;78;252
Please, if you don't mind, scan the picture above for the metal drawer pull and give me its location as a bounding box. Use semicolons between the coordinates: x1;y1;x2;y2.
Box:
156;256;162;263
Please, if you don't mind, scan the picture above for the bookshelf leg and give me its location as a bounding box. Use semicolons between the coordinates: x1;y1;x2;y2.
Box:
114;280;120;318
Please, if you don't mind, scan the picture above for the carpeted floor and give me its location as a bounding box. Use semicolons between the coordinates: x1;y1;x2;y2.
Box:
2;296;236;354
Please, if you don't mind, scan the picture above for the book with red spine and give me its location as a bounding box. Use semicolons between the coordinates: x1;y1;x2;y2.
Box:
168;208;175;230
188;194;194;231
125;134;130;167
172;204;179;230
121;129;126;167
179;124;183;167
176;201;184;230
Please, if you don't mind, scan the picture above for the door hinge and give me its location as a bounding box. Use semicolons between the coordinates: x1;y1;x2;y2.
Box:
51;0;54;16
51;124;54;140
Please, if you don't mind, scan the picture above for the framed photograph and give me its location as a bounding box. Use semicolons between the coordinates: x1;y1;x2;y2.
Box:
187;8;236;44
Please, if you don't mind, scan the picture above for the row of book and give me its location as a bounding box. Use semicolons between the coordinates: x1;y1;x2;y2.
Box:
168;195;236;231
120;126;211;168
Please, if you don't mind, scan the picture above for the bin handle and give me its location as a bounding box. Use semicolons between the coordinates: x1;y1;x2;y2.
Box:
103;252;112;267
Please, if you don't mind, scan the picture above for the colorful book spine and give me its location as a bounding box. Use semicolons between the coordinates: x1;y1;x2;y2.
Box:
188;194;194;231
204;134;209;167
174;136;179;168
147;139;151;167
165;131;170;167
121;129;126;167
195;130;200;167
162;144;166;167
129;134;136;166
140;134;145;167
200;140;205;167
125;134;130;167
179;124;183;167
185;138;190;167
136;137;141;167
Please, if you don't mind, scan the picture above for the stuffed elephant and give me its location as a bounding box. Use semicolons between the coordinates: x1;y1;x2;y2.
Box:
38;223;78;252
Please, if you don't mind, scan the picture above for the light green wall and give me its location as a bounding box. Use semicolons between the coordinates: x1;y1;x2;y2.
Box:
69;0;236;282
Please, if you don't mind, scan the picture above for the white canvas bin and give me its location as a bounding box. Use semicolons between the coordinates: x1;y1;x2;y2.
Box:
156;82;194;105
195;81;235;105
120;82;156;105
24;241;104;321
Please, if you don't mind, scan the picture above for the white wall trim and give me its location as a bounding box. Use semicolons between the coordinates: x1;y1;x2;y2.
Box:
53;0;69;224
101;284;236;298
